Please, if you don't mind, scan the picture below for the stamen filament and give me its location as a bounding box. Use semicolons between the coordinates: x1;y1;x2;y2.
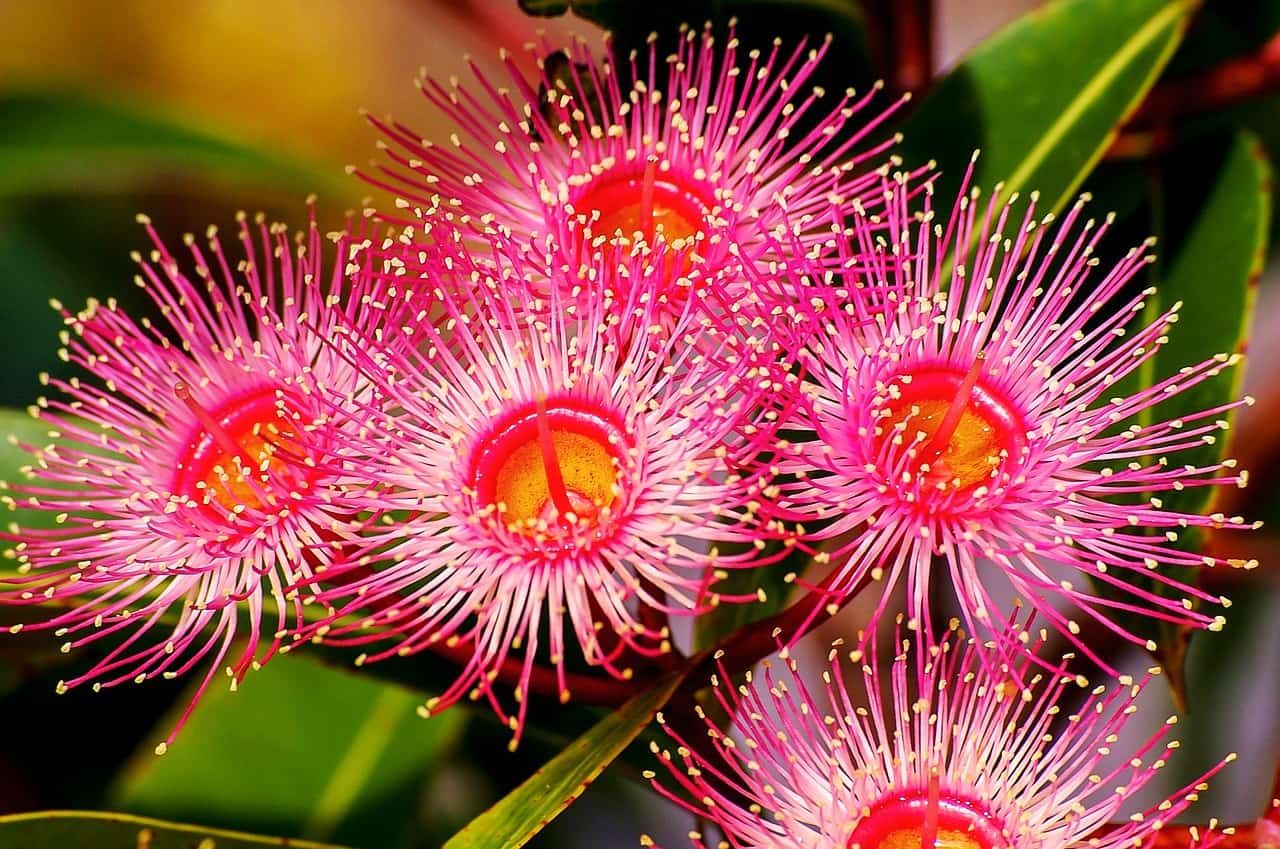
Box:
922;353;985;461
640;155;658;238
175;382;253;470
534;396;575;520
174;381;279;509
922;769;941;849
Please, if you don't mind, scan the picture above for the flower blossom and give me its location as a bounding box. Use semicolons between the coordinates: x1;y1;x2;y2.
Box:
1;209;391;750
648;623;1229;848
304;221;795;743
361;24;907;282
771;176;1255;668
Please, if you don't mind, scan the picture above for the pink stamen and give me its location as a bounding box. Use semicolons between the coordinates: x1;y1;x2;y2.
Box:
534;396;575;520
640;155;658;238
922;769;941;849
174;382;252;469
921;353;985;462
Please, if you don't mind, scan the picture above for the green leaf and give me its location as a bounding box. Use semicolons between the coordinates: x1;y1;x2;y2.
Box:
0;810;349;849
1171;578;1280;811
1144;131;1269;517
0;204;111;407
900;0;1198;220
0;406;64;534
0;91;354;201
1082;130;1269;699
0;406;122;549
693;542;808;652
441;667;685;849
1141;131;1269;698
0;407;43;467
110;656;466;848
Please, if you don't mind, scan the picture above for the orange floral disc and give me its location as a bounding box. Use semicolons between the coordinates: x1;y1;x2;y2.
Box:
880;364;1027;492
470;397;627;533
171;383;315;517
844;788;1010;849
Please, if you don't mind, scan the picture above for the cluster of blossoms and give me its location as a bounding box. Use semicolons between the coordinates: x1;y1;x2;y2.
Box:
0;20;1256;846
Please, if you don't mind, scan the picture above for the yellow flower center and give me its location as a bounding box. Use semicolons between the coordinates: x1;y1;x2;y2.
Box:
879;358;1026;493
493;428;618;527
472;397;625;534
172;383;313;516
573;158;711;257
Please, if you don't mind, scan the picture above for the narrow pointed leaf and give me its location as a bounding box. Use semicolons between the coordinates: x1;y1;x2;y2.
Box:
1145;132;1270;516
441;667;685;849
0;810;349;849
901;0;1198;218
1145;131;1269;695
0;406;65;534
111;656;465;848
1084;131;1269;698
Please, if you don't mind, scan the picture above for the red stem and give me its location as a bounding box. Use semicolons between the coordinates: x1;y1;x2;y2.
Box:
686;565;853;689
1109;32;1280;159
861;0;934;95
1133;32;1280;126
426;631;639;705
417;557;846;709
893;0;933;93
325;563;639;705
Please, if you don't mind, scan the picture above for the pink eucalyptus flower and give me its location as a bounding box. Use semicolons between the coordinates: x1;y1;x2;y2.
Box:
647;624;1230;849
304;222;795;743
772;176;1255;670
360;24;908;279
1;210;391;751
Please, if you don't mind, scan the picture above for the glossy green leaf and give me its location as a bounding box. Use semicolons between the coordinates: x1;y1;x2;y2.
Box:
1142;131;1268;695
1170;578;1280;811
0;405;64;534
0;203;114;406
110;656;465;848
1143;131;1269;517
0;91;353;201
1082;130;1269;698
693;542;808;652
0;810;348;849
441;667;685;849
900;0;1198;220
0;406;121;556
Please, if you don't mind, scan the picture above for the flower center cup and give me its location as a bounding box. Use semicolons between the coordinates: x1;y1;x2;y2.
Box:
879;361;1027;493
470;397;625;534
570;158;715;274
845;788;1010;849
171;383;316;517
